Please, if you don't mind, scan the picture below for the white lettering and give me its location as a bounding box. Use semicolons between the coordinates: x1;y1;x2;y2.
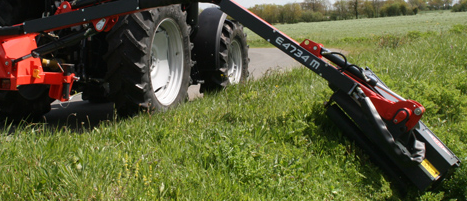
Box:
295;49;303;57
310;59;320;70
276;37;284;45
289;45;297;53
275;36;319;70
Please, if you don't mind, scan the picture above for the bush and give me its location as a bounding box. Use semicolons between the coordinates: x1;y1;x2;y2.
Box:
449;24;467;33
400;4;408;15
452;0;467;12
301;10;325;22
376;34;406;48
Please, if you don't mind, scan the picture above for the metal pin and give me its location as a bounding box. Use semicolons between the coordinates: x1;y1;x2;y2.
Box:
414;108;423;116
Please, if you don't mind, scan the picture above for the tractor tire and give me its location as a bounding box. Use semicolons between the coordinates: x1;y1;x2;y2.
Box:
192;8;249;93
104;5;191;117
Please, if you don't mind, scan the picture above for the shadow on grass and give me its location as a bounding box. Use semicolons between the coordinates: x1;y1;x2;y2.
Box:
303;102;413;199
1;100;115;134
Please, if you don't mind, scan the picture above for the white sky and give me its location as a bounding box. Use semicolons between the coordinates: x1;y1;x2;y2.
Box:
200;0;297;9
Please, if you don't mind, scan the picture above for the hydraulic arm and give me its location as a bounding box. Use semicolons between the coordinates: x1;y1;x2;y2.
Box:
0;0;460;190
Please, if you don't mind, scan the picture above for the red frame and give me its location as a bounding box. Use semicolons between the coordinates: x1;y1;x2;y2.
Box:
0;1;122;102
300;39;425;132
0;34;77;101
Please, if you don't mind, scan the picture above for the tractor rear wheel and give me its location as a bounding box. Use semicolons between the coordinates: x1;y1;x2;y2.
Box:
105;5;191;117
192;8;249;93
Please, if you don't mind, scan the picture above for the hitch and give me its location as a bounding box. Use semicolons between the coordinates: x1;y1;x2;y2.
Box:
0;34;78;101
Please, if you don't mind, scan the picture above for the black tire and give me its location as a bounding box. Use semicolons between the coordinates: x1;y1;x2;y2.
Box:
0;1;52;122
193;14;249;93
104;5;191;117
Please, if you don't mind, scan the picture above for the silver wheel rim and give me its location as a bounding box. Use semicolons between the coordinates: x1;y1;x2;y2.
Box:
150;18;184;106
227;39;243;84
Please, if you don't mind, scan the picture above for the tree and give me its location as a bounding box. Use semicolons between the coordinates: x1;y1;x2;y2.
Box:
250;4;281;24
443;0;453;9
333;0;352;20
452;0;467;11
301;10;325;22
408;0;427;10
363;0;376;17
349;0;363;19
280;3;303;23
372;0;383;17
303;0;327;13
428;0;445;9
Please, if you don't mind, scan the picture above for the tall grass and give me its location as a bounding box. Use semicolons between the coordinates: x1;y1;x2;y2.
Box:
1;21;467;200
246;11;467;49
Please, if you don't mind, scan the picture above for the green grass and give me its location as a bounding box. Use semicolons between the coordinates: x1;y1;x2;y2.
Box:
246;11;467;49
1;16;467;200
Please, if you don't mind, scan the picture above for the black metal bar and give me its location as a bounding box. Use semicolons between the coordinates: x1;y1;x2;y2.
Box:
0;26;24;36
33;29;98;58
11;28;98;66
15;0;212;35
23;0;139;34
73;0;112;8
218;0;358;95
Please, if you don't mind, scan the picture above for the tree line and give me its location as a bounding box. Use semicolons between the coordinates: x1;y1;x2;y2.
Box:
452;0;467;12
248;0;459;24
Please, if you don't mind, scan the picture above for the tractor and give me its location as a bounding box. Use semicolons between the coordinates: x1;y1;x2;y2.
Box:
0;0;249;119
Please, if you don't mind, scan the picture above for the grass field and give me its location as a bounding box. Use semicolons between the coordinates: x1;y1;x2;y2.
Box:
1;12;467;200
246;11;467;49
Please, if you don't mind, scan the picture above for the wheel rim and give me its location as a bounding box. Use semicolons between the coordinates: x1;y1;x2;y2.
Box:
150;18;184;106
227;39;243;84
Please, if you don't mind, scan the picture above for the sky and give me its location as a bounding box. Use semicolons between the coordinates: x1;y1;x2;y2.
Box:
200;0;296;9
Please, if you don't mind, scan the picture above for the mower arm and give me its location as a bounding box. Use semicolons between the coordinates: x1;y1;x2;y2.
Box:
216;0;460;190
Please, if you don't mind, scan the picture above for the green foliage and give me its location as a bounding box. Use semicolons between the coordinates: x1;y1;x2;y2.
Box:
249;3;303;24
1;19;467;200
450;24;467;33
301;10;326;22
377;34;406;48
452;0;467;12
